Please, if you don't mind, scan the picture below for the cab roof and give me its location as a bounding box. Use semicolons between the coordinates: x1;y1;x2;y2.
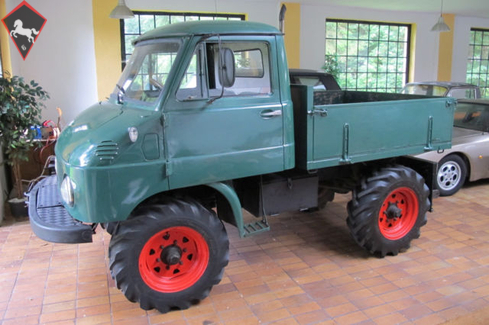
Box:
136;20;281;44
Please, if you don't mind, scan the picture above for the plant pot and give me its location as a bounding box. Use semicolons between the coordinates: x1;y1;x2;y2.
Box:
8;197;28;218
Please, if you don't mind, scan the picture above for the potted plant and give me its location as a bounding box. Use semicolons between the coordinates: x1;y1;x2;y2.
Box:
0;73;49;217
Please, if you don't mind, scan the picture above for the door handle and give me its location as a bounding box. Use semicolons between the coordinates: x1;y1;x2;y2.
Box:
260;109;282;118
307;108;328;117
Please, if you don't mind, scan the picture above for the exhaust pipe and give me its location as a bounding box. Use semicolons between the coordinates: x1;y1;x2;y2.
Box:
279;4;287;33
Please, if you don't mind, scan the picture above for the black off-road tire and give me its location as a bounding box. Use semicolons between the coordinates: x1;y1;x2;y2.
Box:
109;197;229;313
347;165;429;257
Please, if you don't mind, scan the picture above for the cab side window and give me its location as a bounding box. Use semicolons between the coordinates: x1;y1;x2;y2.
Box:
208;41;271;97
176;41;272;101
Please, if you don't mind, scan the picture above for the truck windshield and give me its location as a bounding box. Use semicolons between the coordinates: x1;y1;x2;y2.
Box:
112;40;182;108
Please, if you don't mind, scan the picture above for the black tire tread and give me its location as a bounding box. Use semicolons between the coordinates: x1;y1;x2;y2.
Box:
347;165;429;257
108;197;229;313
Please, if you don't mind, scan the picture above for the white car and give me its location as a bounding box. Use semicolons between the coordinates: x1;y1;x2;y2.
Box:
416;99;489;196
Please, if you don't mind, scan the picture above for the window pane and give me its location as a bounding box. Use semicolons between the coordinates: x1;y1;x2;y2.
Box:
326;19;410;92
467;29;489;98
124;17;139;34
348;23;359;39
155;15;170;27
326;22;337;38
185;15;199;22
171;15;185;24
336;40;347;56
140;15;155;34
235;49;264;78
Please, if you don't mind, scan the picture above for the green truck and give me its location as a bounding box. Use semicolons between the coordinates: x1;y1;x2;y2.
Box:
28;20;455;313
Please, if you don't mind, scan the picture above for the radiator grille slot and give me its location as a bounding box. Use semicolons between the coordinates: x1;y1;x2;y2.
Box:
95;141;119;161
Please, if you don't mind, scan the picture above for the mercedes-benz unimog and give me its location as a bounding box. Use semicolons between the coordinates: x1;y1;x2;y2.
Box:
28;20;455;313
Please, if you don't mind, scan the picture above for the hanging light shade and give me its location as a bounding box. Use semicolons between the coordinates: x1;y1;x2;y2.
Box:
431;0;450;32
431;16;450;32
109;0;134;19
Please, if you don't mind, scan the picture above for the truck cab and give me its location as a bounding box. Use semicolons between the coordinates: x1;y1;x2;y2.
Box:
53;21;294;226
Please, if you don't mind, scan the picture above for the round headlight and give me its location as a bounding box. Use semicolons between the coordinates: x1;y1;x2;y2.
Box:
128;127;138;143
60;176;75;207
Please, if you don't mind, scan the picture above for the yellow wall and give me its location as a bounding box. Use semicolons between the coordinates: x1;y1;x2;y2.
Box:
281;2;300;69
408;24;417;83
0;0;12;75
92;0;121;100
437;13;455;81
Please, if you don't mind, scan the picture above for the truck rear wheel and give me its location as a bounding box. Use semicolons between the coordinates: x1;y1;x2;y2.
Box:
109;198;229;313
347;165;429;257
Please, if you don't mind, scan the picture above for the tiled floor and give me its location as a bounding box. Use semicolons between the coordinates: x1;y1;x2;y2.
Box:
1;180;489;325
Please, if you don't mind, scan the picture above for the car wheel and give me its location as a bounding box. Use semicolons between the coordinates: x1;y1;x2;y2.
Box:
437;155;467;196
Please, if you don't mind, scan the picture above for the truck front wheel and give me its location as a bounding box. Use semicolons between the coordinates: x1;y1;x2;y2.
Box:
347;166;429;257
109;198;229;313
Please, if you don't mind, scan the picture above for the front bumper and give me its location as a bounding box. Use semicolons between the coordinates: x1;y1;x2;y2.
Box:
28;175;94;243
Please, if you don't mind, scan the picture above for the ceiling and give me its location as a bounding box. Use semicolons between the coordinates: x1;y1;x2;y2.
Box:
298;0;489;19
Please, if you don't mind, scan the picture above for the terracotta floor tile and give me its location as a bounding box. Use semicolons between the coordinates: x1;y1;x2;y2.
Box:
42;301;76;314
413;313;446;325
111;307;147;321
212;297;248;313
223;315;260;325
181;303;216;318
243;292;277;305
257;307;291;323
334;311;369;325
295;309;330;324
3;305;42;320
39;309;76;323
2;315;41;325
187;315;223;325
362;304;396;319
218;306;254;321
250;299;283;315
373;312;408;325
2;183;489;325
399;304;434;321
325;302;358;318
148;310;184;324
110;317;150;325
76;304;111;318
270;317;300;325
287;301;321;316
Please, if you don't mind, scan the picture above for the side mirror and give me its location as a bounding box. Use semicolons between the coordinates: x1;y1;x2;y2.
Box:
219;48;235;88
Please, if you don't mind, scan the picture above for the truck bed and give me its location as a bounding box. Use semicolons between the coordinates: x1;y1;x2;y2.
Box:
291;86;456;170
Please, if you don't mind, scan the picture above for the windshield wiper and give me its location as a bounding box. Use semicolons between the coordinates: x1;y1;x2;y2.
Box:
116;84;125;105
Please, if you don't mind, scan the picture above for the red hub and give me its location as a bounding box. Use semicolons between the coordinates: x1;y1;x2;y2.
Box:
378;187;418;240
139;226;209;293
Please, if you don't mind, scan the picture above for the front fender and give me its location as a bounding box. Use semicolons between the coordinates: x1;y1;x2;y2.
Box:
205;182;246;237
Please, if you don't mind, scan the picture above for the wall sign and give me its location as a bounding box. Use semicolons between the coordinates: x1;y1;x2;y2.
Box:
2;1;46;60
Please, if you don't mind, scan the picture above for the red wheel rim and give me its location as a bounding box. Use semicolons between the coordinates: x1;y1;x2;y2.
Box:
139;226;209;293
378;187;418;240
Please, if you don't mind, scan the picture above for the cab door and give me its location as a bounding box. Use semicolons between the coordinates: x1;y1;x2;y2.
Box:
164;36;285;189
